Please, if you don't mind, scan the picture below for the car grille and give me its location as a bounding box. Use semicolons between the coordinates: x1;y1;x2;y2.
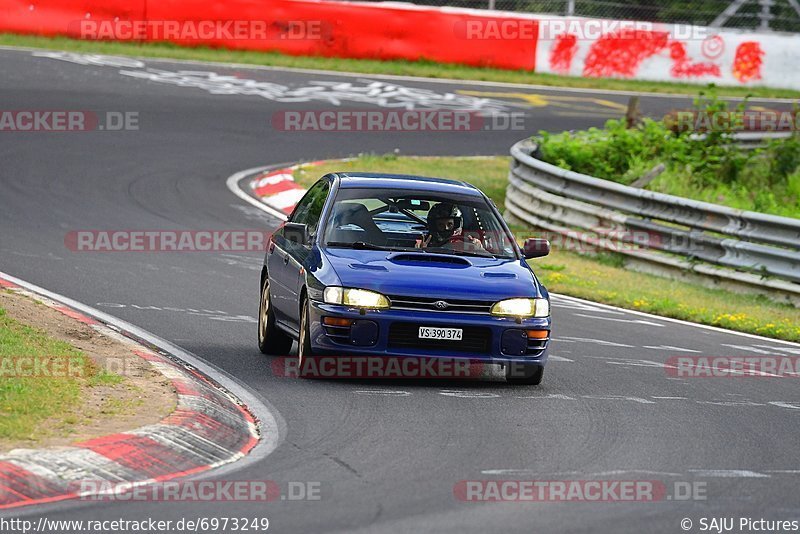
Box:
388;323;491;354
388;295;493;315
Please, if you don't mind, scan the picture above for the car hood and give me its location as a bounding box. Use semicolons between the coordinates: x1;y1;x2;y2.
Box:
323;248;542;301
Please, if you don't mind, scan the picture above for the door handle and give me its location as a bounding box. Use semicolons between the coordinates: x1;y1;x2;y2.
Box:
283;255;290;265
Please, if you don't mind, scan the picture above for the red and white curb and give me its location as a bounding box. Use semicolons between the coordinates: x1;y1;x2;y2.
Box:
250;164;311;216
247;160;353;218
0;272;279;510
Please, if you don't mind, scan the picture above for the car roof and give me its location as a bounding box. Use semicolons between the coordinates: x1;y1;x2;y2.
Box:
334;173;484;197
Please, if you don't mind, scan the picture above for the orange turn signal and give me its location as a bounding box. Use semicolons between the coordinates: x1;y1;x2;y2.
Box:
323;317;354;327
527;330;549;339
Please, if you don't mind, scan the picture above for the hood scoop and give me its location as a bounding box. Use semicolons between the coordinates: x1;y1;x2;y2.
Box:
348;263;388;271
387;253;472;267
481;272;517;279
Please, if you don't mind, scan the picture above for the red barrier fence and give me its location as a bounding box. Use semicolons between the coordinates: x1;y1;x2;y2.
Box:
1;0;146;37
0;0;538;70
4;0;795;88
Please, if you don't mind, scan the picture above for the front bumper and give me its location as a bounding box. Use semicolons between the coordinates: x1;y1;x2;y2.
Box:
308;299;551;365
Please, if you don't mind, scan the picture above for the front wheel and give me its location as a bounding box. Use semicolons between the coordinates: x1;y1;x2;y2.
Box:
297;297;315;378
258;277;293;355
505;363;544;385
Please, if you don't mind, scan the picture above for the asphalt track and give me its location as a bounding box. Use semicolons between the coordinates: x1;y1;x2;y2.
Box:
1;47;799;533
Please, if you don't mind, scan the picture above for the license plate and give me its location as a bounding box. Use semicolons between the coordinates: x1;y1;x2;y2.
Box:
419;327;463;341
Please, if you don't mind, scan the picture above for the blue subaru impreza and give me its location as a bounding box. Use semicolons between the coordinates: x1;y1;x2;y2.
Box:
258;173;551;384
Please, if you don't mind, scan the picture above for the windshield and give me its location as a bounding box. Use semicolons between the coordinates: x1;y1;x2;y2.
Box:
323;187;518;259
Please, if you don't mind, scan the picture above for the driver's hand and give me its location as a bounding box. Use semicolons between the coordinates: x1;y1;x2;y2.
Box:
466;235;485;250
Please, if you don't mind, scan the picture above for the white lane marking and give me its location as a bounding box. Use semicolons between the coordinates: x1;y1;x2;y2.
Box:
769;401;800;410
439;390;501;398
582;395;656;404
573;313;665;327
697;400;766;407
482;468;800;478
354;390;412;397
480;469;682;476
560;336;634;348
688;469;770;478
605;358;675;369
549;355;574;362
32;50;146;68
551;298;625;315
18;46;787;102
584;355;674;369
720;344;789;356
643;345;701;353
514;393;576;400
368;391;800;411
96;302;257;323
587;470;681;477
215;254;262;271
754;345;800;355
552;293;800;349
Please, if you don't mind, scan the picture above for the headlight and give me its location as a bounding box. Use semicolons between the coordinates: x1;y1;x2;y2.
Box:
491;298;549;318
323;287;390;309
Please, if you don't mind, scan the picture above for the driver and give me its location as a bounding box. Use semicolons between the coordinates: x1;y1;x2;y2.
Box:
419;202;485;250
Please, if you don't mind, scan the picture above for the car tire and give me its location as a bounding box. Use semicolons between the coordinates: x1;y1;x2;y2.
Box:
505;363;544;385
258;277;293;356
297;297;315;378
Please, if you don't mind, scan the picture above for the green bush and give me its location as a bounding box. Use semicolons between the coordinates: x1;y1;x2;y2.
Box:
537;93;800;218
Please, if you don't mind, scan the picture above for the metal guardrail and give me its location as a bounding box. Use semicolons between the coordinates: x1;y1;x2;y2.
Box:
506;137;800;301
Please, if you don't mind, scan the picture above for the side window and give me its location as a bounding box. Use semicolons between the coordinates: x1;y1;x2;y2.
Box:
291;180;330;235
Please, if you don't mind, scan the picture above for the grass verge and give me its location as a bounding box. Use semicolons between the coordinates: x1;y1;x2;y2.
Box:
0;306;110;441
2;33;799;100
292;154;800;342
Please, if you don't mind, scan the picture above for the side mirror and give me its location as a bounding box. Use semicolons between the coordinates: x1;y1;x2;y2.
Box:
284;222;309;245
523;238;550;259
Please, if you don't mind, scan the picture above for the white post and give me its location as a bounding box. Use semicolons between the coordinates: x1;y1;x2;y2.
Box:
758;0;774;30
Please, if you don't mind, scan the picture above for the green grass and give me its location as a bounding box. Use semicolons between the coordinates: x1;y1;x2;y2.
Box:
2;33;800;100
0;304;116;441
292;154;800;341
536;252;800;341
